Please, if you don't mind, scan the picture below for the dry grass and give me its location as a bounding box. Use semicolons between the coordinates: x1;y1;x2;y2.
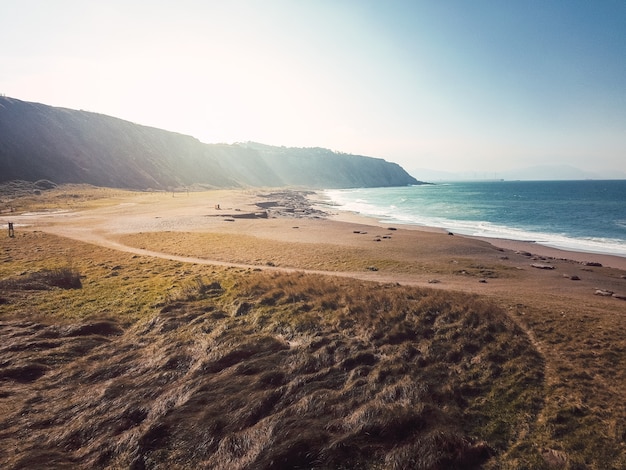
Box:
0;233;546;469
116;231;516;278
0;182;138;214
0;266;82;290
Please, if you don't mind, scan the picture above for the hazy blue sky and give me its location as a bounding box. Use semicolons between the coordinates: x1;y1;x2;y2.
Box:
2;0;625;176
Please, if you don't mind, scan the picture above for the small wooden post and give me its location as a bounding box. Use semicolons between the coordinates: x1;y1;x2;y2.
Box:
8;222;14;238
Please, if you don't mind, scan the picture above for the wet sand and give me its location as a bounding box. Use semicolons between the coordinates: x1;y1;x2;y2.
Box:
314;195;626;271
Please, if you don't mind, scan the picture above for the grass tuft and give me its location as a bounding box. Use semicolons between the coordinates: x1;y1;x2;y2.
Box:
0;267;82;290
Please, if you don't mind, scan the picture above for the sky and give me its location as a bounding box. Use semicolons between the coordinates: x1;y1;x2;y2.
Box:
1;0;625;178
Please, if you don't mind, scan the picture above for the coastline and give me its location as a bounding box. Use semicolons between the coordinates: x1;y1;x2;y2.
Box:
313;192;626;271
472;236;626;271
4;184;625;271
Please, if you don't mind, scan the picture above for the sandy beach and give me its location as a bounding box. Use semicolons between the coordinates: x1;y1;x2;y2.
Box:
5;187;626;306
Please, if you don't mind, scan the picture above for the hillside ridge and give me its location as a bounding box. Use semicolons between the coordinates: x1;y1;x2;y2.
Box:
0;96;420;190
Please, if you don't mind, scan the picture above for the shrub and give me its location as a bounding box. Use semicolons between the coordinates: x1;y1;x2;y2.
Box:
0;267;82;290
42;267;82;289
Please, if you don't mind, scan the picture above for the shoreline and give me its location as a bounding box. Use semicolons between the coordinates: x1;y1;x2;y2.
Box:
472;236;626;271
4;185;626;272
312;195;626;271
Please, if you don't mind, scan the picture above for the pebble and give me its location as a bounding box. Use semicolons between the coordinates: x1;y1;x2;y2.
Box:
594;289;613;296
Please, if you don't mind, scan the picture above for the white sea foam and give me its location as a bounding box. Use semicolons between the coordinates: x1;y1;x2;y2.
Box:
325;186;626;257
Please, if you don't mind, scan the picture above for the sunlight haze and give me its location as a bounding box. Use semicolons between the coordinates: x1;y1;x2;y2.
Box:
2;0;625;178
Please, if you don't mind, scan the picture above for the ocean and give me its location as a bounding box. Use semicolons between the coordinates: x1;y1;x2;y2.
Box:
324;180;626;257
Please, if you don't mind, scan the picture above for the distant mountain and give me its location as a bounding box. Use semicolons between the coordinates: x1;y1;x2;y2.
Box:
409;164;626;182
499;165;624;181
406;168;464;182
0;97;420;190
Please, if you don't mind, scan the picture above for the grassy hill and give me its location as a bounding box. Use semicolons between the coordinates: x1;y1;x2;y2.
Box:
0;97;419;190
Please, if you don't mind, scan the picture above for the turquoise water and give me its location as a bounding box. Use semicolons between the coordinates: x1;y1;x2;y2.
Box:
325;180;626;256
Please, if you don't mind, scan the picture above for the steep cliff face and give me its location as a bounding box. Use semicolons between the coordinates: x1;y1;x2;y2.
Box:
245;143;418;188
0;97;420;189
